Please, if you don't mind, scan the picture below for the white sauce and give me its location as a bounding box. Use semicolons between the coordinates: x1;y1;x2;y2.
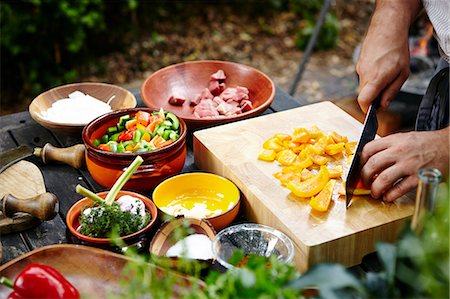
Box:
166;234;213;260
161;203;222;219
43;91;112;124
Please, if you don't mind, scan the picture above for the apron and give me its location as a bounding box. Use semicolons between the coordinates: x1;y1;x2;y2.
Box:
415;58;449;131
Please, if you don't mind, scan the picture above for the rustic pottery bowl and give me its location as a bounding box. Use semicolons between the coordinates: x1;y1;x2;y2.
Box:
66;190;158;246
141;60;275;130
149;217;216;260
82;108;187;191
152;172;240;230
29;82;137;135
211;223;294;270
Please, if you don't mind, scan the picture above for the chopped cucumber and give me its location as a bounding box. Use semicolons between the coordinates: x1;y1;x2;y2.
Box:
166;112;180;130
93;139;101;147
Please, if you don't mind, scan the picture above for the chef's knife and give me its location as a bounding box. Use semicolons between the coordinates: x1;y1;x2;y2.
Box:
345;96;381;208
0;143;85;173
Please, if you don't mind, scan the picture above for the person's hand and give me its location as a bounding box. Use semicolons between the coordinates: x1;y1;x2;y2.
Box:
356;0;422;113
360;127;449;202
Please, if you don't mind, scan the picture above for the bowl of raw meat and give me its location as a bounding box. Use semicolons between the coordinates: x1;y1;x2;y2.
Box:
140;60;275;130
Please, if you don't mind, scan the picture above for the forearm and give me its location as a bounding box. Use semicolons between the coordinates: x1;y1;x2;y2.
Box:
371;0;423;34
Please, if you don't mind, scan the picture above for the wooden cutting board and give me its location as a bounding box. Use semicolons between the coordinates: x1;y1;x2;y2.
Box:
0;160;45;233
193;101;415;272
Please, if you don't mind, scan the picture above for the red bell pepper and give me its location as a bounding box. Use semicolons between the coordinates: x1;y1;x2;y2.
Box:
0;264;80;299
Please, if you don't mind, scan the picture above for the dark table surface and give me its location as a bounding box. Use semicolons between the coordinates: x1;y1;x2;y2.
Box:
0;87;380;274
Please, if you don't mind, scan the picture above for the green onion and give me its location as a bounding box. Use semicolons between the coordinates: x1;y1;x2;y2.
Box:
104;156;144;205
75;185;104;204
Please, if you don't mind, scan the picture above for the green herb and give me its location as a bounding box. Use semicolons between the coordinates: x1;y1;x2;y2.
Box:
79;203;150;238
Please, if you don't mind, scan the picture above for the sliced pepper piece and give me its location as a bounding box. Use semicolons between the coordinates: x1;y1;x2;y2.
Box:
276;149;297;166
166;112;180;130
310;179;336;212
258;149;276;162
287;165;329;198
263;137;283;153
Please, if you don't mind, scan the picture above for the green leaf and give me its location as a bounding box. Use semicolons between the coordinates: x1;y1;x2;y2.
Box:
376;242;397;286
287;263;366;298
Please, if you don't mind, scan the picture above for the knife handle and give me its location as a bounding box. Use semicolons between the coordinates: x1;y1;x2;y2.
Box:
34;143;85;169
2;192;58;221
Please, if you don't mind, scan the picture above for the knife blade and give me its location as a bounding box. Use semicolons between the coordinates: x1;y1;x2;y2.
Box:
0;145;33;173
0;143;85;173
345;96;381;208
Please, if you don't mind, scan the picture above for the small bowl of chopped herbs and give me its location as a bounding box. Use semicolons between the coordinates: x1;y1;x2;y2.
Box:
67;156;158;246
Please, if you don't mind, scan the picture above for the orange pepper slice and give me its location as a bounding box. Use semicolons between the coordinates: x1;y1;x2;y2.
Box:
310;179;336;212
287;165;329;197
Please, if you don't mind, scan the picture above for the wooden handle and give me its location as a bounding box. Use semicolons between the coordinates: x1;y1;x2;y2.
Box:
2;193;59;221
35;143;85;169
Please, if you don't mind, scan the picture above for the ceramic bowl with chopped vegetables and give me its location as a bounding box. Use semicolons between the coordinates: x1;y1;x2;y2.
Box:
82;108;187;191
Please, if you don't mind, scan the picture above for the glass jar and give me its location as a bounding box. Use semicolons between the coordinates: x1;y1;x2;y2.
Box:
410;168;442;234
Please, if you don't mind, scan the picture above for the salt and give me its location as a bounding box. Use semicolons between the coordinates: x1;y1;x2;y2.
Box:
166;234;213;260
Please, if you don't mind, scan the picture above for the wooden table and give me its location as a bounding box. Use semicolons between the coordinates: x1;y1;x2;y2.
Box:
0;87;380;275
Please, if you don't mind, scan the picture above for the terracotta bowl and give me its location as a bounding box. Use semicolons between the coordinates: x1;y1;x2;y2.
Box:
149;217;216;259
29;82;137;135
82;108;187;191
152;172;240;230
141;60;275;130
66;190;158;245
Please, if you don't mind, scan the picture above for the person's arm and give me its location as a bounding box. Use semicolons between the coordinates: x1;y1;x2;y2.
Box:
360;127;449;202
356;0;423;112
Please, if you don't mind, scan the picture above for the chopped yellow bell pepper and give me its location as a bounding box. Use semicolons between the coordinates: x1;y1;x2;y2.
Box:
263;138;283;153
310;179;336;212
325;143;345;156
292;127;310;143
258;149;277;161
274;133;292;142
345;142;357;155
330;131;348;144
300;168;314;181
328;165;343;179
276;149;297;166
287;165;329;197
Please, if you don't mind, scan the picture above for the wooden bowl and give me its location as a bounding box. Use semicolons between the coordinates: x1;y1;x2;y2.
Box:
82;108;187;191
149;217;216;259
29;82;137;135
66;190;158;245
152;172;240;230
141;60;275;130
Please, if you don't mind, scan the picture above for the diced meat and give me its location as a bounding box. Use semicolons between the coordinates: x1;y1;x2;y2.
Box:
240;99;253;112
193;99;220;118
191;88;213;106
168;95;186;106
219;86;249;102
219;82;226;93
208;80;221;96
212;96;225;106
210;70;226;81
217;102;242;116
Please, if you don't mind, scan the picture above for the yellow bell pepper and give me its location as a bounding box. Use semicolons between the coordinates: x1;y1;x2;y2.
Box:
345;142;357;155
292;127;310;143
276;149;297;166
327;165;343;179
330;131;348;144
263;137;283;153
258;149;277;161
287;165;329;197
310;179;336;212
325;143;345;156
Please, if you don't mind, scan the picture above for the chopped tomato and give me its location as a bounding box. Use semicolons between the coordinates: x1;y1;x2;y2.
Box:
118;130;134;141
135;111;151;126
98;144;111;152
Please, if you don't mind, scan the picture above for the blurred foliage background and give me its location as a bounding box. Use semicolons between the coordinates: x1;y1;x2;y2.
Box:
1;0;342;114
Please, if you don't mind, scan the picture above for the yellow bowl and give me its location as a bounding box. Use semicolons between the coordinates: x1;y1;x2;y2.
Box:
152;173;240;230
